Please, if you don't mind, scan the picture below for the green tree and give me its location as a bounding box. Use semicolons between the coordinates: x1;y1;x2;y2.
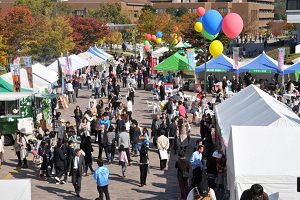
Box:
14;0;53;16
141;4;156;13
105;31;122;51
176;6;188;18
53;2;73;17
166;7;177;17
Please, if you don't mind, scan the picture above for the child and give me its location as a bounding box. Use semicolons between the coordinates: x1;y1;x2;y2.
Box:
118;145;128;177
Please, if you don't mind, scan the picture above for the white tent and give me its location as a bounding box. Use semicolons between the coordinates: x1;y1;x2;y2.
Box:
214;84;300;149
152;47;169;58
93;46;113;59
77;52;104;66
175;41;191;48
0;179;31;200
32;63;58;84
228;126;300;200
47;54;89;72
1;68;51;92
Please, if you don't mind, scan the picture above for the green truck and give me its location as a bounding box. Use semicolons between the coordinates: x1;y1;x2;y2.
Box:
0;92;57;145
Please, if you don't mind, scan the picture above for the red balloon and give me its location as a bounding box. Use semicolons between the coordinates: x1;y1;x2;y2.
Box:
151;35;156;41
146;34;151;41
144;45;150;51
177;36;182;42
197;7;205;17
173;26;179;32
222;13;243;39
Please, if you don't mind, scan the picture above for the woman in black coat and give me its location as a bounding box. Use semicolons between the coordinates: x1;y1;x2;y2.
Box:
139;143;148;187
81;136;94;175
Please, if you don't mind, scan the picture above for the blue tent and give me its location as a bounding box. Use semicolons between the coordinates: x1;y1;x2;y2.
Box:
93;47;113;60
195;54;235;73
87;47;105;61
282;62;299;74
237;52;281;74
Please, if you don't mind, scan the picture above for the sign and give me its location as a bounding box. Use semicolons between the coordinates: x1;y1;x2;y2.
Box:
249;69;271;73
10;64;21;92
22;56;33;88
187;49;195;71
150;57;158;75
278;48;285;72
206;68;227;72
85;57;91;74
233;47;239;70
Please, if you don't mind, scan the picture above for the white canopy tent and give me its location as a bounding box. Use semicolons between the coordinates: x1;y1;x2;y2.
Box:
93;46;113;60
175;41;191;48
228;126;300;200
32;63;58;84
1;68;51;92
77;52;104;66
0;179;31;200
152;47;169;58
47;54;89;72
214;84;300;150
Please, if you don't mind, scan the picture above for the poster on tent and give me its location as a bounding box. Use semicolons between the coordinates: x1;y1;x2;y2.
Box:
85;57;91;74
22;56;33;88
64;57;72;77
278;48;285;72
10;64;21;92
233;47;239;70
187;49;195;71
150;57;157;75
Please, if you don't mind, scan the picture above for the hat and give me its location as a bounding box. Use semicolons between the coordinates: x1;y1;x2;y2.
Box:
60;119;65;123
197;182;209;198
20;128;26;134
212;151;222;158
66;121;70;124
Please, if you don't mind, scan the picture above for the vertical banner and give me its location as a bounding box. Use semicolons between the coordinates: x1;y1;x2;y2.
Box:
295;70;299;82
22;56;33;88
61;53;64;95
13;57;20;65
140;47;144;62
65;51;72;76
150;57;157;75
278;48;285;72
233;47;239;70
187;49;195;71
85;57;91;74
10;64;21;92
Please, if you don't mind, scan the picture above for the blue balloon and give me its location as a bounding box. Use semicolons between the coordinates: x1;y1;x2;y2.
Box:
202;9;223;35
198;17;202;23
156;31;163;38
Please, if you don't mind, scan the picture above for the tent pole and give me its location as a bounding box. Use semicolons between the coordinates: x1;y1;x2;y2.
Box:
204;41;207;95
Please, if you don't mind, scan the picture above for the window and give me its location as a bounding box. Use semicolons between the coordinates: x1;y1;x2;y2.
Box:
228;8;231;13
0;100;20;116
160;8;164;13
193;8;197;13
156;9;159;13
75;10;85;16
134;10;138;18
188;8;192;12
219;8;226;13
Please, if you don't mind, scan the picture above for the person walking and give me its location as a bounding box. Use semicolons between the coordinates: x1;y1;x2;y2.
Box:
128;83;135;105
94;159;110;200
67;80;76;103
94;77;101;99
139;143;149;187
81;136;94;175
13;130;22;167
157;130;169;170
72;77;80;98
97;124;106;159
67;149;86;197
38;141;50;180
119;126;131;165
175;150;191;200
0;130;4;168
103;126;116;164
74;106;83;136
122;69;127;88
151;115;161;147
160;82;166;101
101;77;107;98
189;145;204;190
118;145;128;177
20;128;29;168
130;120;141;157
53;141;66;184
127;97;133;122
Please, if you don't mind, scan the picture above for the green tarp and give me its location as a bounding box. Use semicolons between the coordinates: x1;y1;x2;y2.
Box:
153;53;189;71
0;77;32;92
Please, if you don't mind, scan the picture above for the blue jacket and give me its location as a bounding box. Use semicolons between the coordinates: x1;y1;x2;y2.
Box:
99;119;110;129
190;151;203;170
141;133;149;146
94;166;109;187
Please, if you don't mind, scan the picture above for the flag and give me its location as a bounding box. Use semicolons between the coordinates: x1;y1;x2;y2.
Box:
85;57;91;74
10;64;21;92
61;52;64;94
22;56;33;88
295;70;300;82
187;49;195;71
65;51;72;75
13;57;20;65
278;48;285;72
233;47;239;70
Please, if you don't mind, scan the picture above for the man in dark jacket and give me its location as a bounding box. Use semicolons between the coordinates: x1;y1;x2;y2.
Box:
160;82;166;101
67;149;86;197
231;75;238;93
130;120;141;156
113;81;120;99
151;115;161;147
53;141;66;184
175;150;191;200
169;116;178;153
164;99;173;125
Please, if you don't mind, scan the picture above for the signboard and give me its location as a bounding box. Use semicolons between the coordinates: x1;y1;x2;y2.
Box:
22;56;33;88
233;47;239;70
249;69;271;73
206;68;227;72
187;49;195;71
150;57;158;75
10;64;21;92
278;48;285;72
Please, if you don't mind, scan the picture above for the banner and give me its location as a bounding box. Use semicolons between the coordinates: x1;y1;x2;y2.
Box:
85;57;91;74
150;57;157;75
22;56;33;88
13;57;20;65
295;70;300;82
278;48;285;72
187;49;195;71
10;64;21;92
65;51;72;76
61;52;64;94
233;47;239;70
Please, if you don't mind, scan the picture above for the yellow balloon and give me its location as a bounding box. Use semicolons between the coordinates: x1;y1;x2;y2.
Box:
209;40;223;57
174;39;178;45
156;37;162;44
194;22;203;33
173;33;177;37
174;35;178;39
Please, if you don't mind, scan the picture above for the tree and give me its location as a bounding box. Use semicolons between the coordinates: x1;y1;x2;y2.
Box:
69;16;109;54
87;3;131;24
274;0;286;20
166;7;177;17
176;6;188;18
269;20;284;37
0;36;8;68
105;31;122;51
53;2;73;17
284;21;297;33
141;4;156;13
14;0;53;16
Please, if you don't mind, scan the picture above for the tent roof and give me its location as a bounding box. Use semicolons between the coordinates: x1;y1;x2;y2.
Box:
214;84;300;147
228;126;300;199
0;91;33;100
47;55;89;72
175;41;191;48
195;54;236;73
0;179;31;200
238;51;283;73
87;47;106;60
0;77;31;92
153;53;189;71
77;52;104;66
152;47;169;58
283;59;300;74
93;47;113;59
32;63;58;84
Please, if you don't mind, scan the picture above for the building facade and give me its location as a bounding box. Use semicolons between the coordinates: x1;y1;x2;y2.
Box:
286;0;300;44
